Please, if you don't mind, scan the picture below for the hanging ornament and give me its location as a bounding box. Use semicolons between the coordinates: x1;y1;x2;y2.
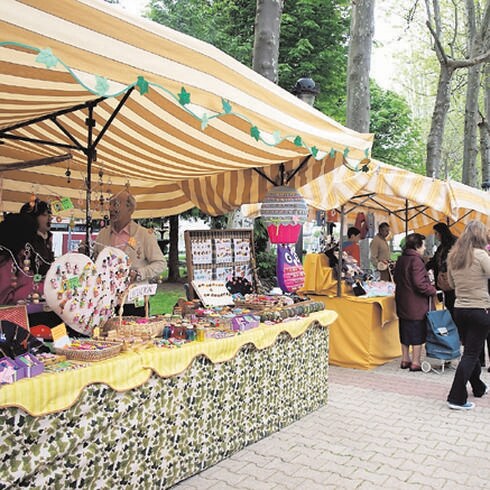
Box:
29;192;36;209
65;168;71;184
106;177;112;196
69;213;75;230
56;216;63;223
261;186;308;244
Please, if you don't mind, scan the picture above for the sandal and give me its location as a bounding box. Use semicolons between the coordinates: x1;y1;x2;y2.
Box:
409;364;422;372
400;361;411;369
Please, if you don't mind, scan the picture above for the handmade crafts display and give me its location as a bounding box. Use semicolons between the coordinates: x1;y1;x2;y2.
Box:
259;301;325;324
261;186;308;244
192;280;235;307
185;230;256;296
0;319;49;358
214;238;233;263
102;315;167;340
234;293;296;311
44;247;131;335
191;239;213;265
54;339;122;362
233;238;251;262
276;244;305;293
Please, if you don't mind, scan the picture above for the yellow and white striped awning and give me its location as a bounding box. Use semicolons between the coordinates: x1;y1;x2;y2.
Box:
0;0;373;218
244;160;490;234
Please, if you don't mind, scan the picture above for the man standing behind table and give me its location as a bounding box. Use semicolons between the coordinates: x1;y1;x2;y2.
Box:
94;190;166;316
370;222;391;281
342;226;361;264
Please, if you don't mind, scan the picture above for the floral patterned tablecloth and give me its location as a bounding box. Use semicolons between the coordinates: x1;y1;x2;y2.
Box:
0;317;331;489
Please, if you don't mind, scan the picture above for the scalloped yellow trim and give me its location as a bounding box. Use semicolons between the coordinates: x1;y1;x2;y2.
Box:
0;311;336;416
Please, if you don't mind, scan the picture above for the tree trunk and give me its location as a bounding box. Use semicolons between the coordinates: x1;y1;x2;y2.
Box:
425;64;454;178
346;0;375;269
480;62;490;188
345;0;375;133
462;0;482;186
167;214;180;281
252;0;284;83
462;64;482;186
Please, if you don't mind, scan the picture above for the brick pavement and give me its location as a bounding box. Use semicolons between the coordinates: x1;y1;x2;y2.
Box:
175;357;490;489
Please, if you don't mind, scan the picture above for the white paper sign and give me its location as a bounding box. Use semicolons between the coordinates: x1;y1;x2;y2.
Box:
127;284;158;301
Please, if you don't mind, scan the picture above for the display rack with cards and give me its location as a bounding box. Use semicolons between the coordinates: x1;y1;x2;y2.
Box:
185;229;257;299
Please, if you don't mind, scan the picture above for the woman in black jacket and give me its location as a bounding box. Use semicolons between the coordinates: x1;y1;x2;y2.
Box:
426;223;457;313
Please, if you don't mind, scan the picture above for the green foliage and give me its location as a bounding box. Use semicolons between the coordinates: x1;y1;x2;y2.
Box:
255;250;277;279
147;0;351;122
150;288;184;315
278;0;351;122
370;81;425;174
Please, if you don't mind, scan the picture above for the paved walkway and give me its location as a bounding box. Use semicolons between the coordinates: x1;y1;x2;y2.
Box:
175;356;490;489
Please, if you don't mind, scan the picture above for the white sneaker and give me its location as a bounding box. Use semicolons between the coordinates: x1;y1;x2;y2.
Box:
448;401;475;410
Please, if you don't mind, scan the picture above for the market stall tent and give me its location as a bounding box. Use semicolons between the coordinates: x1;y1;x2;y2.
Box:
243;160;490;234
0;0;372;219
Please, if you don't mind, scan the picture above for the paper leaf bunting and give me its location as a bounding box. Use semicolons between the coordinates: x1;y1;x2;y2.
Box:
222;99;232;114
329;148;336;158
201;114;209;130
311;146;318;158
136;76;149;95
35;48;58;69
178;87;191;105
293;136;303;147
94;76;109;95
272;131;281;144
250;126;260;141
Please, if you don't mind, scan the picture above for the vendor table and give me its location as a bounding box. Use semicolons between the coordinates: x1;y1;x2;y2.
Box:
0;311;335;489
311;295;401;370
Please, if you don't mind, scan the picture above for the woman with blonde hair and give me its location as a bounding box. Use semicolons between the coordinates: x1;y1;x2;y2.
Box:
446;220;490;410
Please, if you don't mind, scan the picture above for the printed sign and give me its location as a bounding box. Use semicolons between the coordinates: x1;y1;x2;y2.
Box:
127;284;158;302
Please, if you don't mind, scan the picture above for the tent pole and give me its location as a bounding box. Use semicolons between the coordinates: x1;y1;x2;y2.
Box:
85;104;96;256
405;199;408;236
337;204;345;297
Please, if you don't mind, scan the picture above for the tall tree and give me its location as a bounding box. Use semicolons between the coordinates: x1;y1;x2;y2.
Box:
480;62;490;187
345;0;375;270
424;0;490;178
346;0;376;132
252;0;284;82
462;0;490;186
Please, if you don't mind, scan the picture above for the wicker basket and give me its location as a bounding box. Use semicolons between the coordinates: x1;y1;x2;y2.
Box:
101;286;167;339
54;340;122;362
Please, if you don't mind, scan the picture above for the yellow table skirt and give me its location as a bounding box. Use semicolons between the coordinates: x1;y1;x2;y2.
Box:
0;311;337;416
311;295;401;370
300;253;349;296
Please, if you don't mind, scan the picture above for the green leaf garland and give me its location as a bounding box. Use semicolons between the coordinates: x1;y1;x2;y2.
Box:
0;41;371;168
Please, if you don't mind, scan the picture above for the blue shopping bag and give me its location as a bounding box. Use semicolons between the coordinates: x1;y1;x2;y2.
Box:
426;303;461;360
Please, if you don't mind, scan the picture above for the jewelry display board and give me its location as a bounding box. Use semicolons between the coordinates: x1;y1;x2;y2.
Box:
184;229;256;298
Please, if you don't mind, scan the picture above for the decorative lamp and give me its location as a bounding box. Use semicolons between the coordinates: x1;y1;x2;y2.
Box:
291;77;320;107
261;186;308;244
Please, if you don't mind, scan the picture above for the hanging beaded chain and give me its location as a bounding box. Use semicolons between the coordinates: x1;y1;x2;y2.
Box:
1;242;52;304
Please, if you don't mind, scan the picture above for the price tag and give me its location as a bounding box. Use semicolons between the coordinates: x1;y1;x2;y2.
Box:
51;323;71;348
60;197;74;210
127;284;157;301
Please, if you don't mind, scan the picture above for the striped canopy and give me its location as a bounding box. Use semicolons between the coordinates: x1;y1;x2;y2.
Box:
0;0;373;219
244;161;490;234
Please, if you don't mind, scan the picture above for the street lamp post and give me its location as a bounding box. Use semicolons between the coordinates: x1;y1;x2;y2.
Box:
291;77;320;261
